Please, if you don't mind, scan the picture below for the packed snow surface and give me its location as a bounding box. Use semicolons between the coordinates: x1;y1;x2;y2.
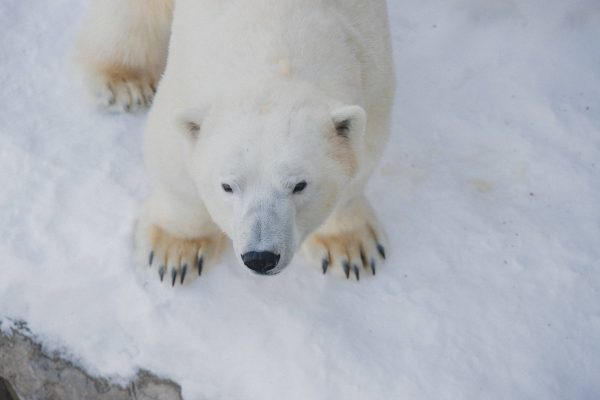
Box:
1;1;600;399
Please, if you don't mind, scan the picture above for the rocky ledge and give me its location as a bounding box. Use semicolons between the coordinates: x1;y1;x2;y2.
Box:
0;324;182;400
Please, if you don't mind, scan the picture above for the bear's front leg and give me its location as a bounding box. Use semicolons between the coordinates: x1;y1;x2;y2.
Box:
302;196;387;281
134;192;225;286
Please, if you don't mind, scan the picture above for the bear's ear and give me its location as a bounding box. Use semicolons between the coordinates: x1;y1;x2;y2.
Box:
331;105;366;140
176;108;207;140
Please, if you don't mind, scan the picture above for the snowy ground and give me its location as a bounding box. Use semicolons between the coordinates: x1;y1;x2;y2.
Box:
1;0;600;399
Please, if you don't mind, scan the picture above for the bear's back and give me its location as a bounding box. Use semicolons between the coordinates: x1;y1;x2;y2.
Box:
162;0;393;109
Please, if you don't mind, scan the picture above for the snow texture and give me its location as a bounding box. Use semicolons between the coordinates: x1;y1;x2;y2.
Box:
1;1;600;399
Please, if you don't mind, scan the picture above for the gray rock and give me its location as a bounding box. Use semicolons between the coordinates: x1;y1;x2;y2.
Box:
0;324;183;400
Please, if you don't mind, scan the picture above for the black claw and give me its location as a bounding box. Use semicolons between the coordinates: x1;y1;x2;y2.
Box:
343;261;350;279
370;259;376;276
377;244;386;260
171;268;177;287
148;251;154;266
198;257;204;276
180;264;187;284
158;265;165;282
322;259;329;274
107;84;116;106
360;248;367;266
353;265;360;281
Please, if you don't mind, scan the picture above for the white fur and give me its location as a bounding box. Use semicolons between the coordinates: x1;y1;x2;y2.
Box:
75;0;173;112
77;0;395;282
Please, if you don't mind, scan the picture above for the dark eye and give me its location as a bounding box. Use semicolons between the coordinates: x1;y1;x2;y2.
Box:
293;181;307;194
222;183;233;193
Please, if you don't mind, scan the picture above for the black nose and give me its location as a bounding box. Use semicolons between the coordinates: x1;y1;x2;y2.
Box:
241;251;280;274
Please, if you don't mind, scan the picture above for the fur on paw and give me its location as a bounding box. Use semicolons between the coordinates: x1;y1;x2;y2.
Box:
89;66;156;113
303;224;387;281
146;226;225;286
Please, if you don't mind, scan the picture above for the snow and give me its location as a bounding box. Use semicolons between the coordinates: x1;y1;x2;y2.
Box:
1;0;600;399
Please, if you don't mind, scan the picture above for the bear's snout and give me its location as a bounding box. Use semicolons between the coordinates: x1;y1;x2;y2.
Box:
241;251;280;275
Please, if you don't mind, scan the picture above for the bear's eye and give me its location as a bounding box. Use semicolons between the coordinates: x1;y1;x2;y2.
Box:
293;181;307;194
222;183;233;193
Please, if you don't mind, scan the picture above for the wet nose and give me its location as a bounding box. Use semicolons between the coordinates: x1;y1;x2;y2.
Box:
241;251;280;274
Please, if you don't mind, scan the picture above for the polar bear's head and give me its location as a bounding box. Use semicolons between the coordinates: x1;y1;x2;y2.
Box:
177;95;365;275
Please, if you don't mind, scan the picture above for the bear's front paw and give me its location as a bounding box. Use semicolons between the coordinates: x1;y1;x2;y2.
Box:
143;226;225;286
302;224;387;281
87;66;156;113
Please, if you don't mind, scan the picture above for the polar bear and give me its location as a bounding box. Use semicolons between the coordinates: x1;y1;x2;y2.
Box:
76;0;395;284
